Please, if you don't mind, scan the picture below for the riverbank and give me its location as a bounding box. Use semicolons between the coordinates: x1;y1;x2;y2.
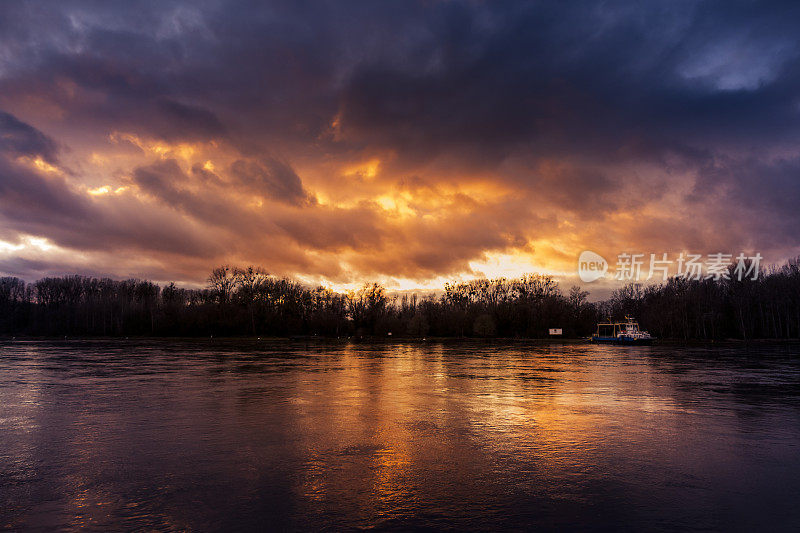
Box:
4;335;800;347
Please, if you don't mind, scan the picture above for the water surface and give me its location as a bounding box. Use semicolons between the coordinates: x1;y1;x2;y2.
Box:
1;340;799;531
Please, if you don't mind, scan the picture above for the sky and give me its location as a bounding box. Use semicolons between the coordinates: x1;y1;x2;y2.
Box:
1;0;800;292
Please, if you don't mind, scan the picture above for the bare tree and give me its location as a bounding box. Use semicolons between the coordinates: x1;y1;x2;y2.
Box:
208;265;236;304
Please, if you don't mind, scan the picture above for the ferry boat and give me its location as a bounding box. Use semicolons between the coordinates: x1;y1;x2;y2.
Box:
590;316;655;345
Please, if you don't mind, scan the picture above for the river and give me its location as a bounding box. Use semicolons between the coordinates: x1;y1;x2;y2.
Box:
1;339;798;531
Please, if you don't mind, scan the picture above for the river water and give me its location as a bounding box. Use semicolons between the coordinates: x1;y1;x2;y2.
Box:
1;340;799;531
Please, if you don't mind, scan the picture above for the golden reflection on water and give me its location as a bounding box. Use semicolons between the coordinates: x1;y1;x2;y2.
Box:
281;341;736;521
287;344;638;513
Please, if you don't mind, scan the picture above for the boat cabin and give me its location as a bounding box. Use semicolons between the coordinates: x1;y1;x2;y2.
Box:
595;320;640;337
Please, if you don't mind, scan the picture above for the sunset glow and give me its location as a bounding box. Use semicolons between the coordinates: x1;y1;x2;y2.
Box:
1;1;799;291
3;3;800;531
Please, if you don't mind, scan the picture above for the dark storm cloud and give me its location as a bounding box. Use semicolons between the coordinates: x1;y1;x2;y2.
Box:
130;158;292;232
130;158;236;225
229;158;313;206
156;99;225;139
0;111;58;162
2;0;794;161
0;159;87;225
4;1;800;153
0;111;86;223
338;1;800;165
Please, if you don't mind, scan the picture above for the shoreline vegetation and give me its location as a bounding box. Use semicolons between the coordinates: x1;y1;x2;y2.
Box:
2;259;800;341
4;336;800;347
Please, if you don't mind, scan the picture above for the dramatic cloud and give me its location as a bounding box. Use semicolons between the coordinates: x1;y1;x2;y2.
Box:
229;158;313;206
0;111;58;162
1;0;799;290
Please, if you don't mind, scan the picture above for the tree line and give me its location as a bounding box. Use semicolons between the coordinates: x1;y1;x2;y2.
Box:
1;260;800;340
